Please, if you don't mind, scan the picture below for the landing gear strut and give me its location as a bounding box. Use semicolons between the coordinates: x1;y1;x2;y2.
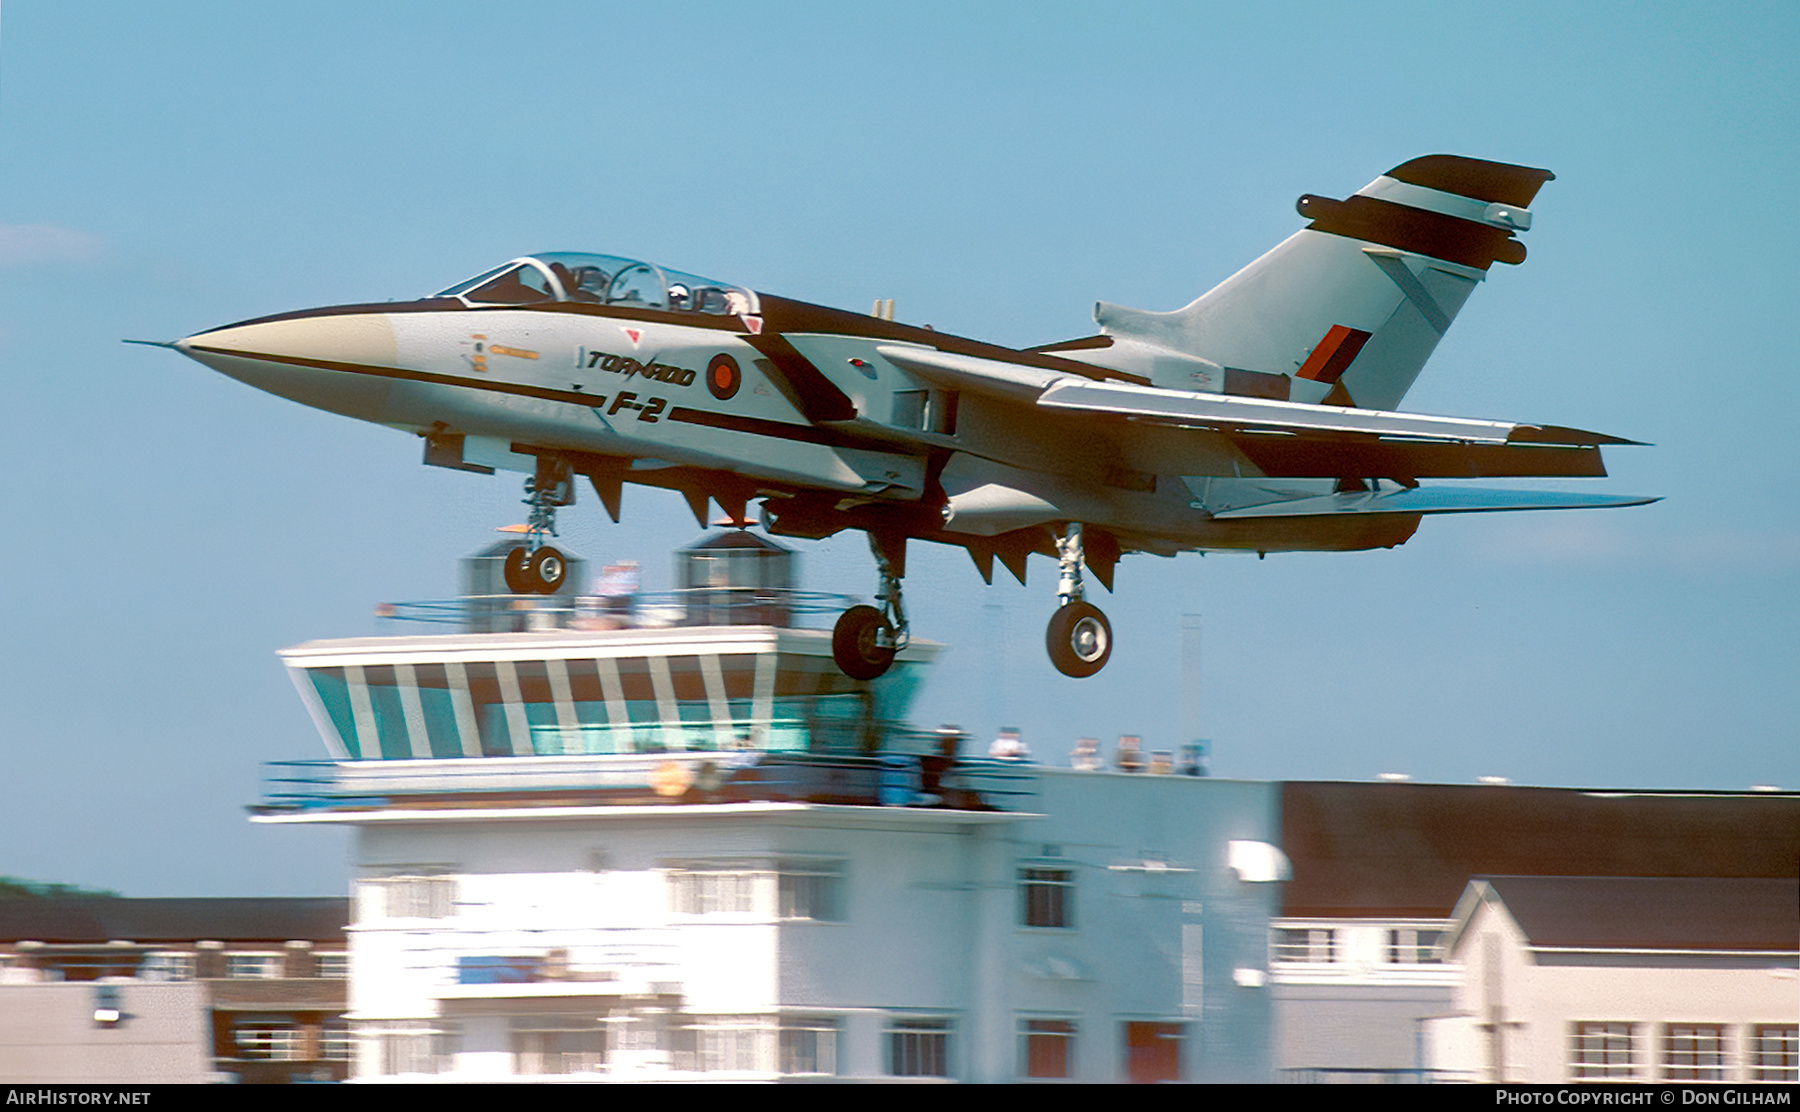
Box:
832;533;908;680
503;457;574;595
1047;523;1111;678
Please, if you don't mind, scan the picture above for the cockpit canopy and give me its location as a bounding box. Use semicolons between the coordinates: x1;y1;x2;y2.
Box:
437;252;759;316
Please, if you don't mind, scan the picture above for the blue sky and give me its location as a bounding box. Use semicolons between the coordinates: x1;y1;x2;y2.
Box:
2;1;1795;895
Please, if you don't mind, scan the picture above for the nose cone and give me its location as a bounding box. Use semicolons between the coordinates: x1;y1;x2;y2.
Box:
176;309;399;422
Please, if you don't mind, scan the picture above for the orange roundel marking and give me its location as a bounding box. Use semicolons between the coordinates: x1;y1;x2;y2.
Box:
707;353;741;401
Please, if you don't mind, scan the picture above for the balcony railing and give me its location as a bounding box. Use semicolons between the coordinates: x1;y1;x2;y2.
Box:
256;748;1034;816
374;589;862;634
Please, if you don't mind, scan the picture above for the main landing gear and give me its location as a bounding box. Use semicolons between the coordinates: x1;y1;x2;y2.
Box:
832;533;909;681
1046;523;1111;678
828;523;1114;682
502;457;575;595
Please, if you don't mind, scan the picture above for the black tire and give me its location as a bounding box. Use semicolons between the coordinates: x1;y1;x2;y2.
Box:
1046;601;1112;678
526;546;568;594
502;546;531;594
832;605;896;680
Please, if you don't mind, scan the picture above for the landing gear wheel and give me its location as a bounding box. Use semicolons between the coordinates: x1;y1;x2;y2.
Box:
1047;601;1112;678
502;547;531;594
833;605;896;680
525;546;567;594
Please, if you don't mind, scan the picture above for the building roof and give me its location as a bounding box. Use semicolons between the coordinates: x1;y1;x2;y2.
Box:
1279;782;1800;918
682;527;793;553
0;897;348;945
1468;876;1799;952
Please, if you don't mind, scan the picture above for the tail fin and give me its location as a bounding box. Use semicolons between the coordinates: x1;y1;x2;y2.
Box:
1091;155;1553;411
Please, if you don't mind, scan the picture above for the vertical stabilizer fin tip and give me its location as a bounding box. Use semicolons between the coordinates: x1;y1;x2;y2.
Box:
1385;155;1556;208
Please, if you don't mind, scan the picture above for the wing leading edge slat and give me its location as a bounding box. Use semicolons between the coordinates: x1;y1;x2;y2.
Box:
1034;377;1623;445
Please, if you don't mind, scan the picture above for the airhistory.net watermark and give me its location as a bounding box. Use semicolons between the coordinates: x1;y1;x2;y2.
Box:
5;1093;151;1106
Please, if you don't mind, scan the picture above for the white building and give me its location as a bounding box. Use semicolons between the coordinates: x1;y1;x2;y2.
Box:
1423;876;1797;1084
1269;782;1800;1082
253;532;1284;1082
277;768;1284;1083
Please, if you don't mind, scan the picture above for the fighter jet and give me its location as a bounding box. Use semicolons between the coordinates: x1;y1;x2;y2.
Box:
161;154;1652;680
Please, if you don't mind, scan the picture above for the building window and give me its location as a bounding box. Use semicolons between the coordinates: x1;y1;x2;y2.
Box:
1384;928;1446;964
1751;1025;1798;1082
363;875;456;919
236;1024;306;1061
1570;1022;1637;1080
314;952;349;979
778;861;843;922
888;1017;952;1078
779;1015;840;1076
1020;866;1074;929
138;951;195;981
224;953;284;979
671;1015;774;1073
1661;1024;1727;1081
1021;1018;1076;1079
512;1016;607;1076
368;1020;459;1077
1272;926;1337;964
665;861;845;920
668;867;759;916
320;1023;353;1062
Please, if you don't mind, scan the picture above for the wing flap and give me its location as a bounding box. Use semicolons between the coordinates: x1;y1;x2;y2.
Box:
1225;432;1612;479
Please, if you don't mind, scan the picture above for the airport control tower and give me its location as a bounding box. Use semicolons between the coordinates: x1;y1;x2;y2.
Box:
280;528;936;766
251;529;1283;1084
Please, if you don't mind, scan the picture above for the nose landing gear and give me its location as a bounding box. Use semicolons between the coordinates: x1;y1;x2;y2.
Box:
503;458;575;595
832;533;909;681
1046;523;1111;678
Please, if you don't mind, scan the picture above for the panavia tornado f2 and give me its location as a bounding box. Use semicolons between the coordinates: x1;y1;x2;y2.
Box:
161;154;1653;680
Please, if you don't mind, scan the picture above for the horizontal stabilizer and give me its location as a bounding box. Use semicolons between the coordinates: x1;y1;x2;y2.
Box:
1211;487;1659;519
